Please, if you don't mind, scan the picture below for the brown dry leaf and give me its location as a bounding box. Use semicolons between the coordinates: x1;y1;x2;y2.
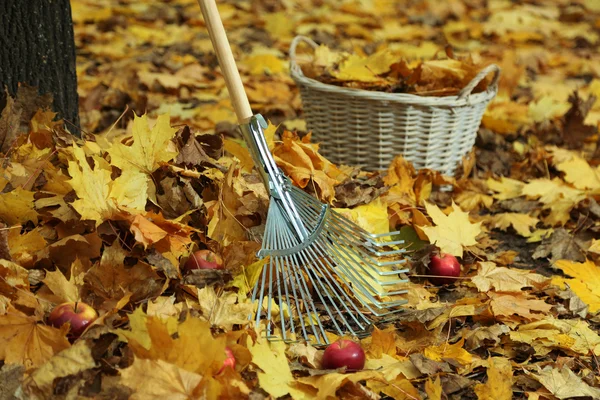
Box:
464;324;510;350
489;292;552;322
83;244;163;311
286;342;322;369
120;357;209;400
529;366;600;399
532;228;586;264
420;202;482;257
0;307;70;370
195;286;252;330
471;262;550;293
21;340;96;398
473;357;513;400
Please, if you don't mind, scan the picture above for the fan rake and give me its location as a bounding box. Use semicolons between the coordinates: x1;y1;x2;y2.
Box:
199;0;410;345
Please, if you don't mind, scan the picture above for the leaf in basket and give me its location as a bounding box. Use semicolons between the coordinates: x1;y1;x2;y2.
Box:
333;50;397;82
420;202;482;257
272;131;343;203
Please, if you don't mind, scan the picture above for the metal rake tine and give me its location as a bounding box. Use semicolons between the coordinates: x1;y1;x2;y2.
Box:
276;205;367;341
295;206;409;281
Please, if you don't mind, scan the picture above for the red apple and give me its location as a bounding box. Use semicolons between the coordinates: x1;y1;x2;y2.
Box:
428;253;461;285
48;301;98;338
216;347;236;374
184;249;223;271
321;339;365;370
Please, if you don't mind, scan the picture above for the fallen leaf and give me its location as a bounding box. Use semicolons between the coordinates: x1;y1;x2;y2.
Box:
529;366;600;400
196;286;252;330
552;259;600;313
22;340;96;397
473;357;513;400
249;338;309;399
420;202;482;257
119;309;226;376
489;213;539;237
120;357;208;400
489;292;552;321
0;307;70;370
471;262;550;293
425;376;443;400
424;338;473;366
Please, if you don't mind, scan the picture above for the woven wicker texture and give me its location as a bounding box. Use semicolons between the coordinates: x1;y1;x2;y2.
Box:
290;36;500;175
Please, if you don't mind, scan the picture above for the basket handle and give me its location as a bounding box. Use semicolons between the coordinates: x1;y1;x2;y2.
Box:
458;64;501;99
289;35;319;77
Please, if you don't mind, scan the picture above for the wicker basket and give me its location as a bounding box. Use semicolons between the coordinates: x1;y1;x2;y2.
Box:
289;36;500;175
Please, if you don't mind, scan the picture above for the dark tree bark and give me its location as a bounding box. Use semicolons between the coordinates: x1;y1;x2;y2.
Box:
0;0;80;133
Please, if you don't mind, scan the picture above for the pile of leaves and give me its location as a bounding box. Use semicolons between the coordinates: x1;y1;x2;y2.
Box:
1;0;600;399
296;45;492;95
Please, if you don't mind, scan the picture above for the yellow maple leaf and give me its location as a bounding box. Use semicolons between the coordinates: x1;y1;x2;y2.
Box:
528;96;570;122
474;357;513;400
486;176;524;200
367;326;397;359
552;259;600;313
554;156;600;191
0;187;38;226
67;145;115;223
7;228;46;268
420;202;482;257
196;286;253;330
120;357;208;400
425;376;443;400
249;338;310;399
42;263;83;303
0;307;70;370
333;50;396;82
424;338;473;366
472;262;550;293
489;213;539;237
522;178;586;226
334;198;390;236
297;370;384;400
364;354;420;381
223;138;255;173
22;340;95;397
118;308;227;376
242;51;287;75
108;113;177;202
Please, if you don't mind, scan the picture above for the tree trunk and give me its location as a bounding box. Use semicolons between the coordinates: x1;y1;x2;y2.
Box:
0;0;80;134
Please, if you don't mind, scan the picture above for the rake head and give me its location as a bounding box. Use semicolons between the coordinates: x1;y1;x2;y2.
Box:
242;115;410;345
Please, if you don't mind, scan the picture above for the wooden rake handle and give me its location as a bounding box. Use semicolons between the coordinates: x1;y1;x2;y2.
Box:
197;0;253;123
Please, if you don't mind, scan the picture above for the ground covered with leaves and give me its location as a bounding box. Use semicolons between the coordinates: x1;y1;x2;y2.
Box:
1;0;600;399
